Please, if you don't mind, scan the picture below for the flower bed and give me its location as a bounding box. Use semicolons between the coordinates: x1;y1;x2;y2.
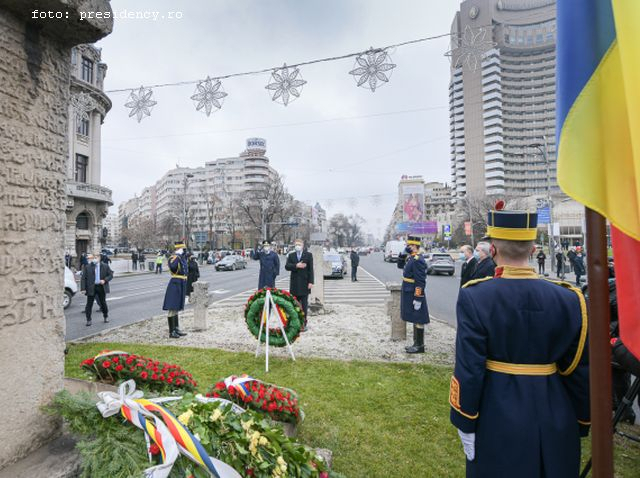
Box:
80;350;197;392
245;288;304;347
206;375;301;424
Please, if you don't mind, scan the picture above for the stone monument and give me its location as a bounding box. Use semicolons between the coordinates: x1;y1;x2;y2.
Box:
192;281;210;331
308;245;325;313
0;0;113;469
386;282;406;340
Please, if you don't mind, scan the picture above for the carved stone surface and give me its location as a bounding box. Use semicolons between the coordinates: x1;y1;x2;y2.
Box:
386;282;406;341
0;0;112;469
192;281;210;331
308;245;324;314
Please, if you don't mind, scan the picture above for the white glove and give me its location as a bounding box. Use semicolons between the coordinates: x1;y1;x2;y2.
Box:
413;300;422;311
457;430;475;461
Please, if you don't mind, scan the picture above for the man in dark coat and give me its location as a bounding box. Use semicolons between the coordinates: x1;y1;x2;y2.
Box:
469;241;495;281
186;253;200;301
450;205;589;478
80;251;113;326
253;240;280;289
131;250;138;270
459;245;477;288
397;235;429;354
285;238;314;328
555;250;566;279
573;248;586;287
536;249;547;274
349;248;360;281
162;241;188;339
567;247;577;272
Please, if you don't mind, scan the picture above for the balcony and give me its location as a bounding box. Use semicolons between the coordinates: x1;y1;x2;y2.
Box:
66;181;113;205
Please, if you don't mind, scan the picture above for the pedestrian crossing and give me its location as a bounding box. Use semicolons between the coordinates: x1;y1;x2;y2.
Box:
211;267;389;308
324;267;389;305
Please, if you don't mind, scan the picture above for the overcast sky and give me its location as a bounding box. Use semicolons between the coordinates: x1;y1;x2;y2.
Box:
98;0;459;240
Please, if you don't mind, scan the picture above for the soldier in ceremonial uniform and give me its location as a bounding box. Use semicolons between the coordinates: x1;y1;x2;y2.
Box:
253;240;280;290
162;241;189;339
450;203;590;478
397;235;429;354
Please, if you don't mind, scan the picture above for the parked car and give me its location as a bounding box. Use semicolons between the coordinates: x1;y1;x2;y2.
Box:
215;254;247;271
63;266;78;309
323;253;347;278
384;240;406;262
101;248;114;256
425;253;455;276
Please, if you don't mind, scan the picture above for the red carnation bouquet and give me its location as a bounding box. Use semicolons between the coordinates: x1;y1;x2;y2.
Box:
205;375;301;424
81;350;196;392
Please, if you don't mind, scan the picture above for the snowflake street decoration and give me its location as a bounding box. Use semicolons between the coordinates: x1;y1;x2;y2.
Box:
124;86;157;122
445;25;496;71
191;76;227;116
348;48;396;92
265;63;307;106
70;92;96;122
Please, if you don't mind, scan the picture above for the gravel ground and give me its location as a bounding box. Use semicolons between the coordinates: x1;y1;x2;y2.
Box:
78;305;456;366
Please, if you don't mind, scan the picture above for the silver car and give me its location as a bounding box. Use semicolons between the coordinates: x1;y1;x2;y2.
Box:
426;253;455;276
323;253;346;279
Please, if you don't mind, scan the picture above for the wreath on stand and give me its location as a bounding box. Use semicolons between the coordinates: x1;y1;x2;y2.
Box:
245;288;304;347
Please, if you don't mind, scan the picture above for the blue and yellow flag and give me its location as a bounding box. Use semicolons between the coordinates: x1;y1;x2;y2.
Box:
557;0;640;358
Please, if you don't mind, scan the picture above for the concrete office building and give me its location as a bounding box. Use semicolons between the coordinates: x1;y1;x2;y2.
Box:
449;0;557;198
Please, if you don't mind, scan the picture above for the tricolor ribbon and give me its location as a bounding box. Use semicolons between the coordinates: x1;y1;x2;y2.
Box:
223;375;257;401
96;380;240;478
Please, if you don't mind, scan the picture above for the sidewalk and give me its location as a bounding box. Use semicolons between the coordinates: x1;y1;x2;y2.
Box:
528;257;585;286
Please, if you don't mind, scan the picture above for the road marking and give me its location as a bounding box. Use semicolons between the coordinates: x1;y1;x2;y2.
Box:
360;266;387;286
208;289;229;295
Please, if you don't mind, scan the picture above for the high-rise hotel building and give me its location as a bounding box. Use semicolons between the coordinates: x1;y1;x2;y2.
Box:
449;0;557;198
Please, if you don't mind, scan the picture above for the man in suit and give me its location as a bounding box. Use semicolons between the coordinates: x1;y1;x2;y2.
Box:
469;241;496;280
285;238;314;329
349;248;360;281
459;244;477;288
80;250;113;326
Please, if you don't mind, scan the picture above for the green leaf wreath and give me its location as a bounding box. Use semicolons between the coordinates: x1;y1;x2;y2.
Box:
245;288;303;347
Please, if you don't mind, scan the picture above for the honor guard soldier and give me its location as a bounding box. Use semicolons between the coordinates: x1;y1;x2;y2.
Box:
397;235;429;353
450;202;590;477
162;241;189;339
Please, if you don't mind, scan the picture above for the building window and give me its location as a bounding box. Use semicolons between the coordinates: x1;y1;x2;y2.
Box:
76;117;90;136
76;212;90;230
75;154;88;183
81;57;94;83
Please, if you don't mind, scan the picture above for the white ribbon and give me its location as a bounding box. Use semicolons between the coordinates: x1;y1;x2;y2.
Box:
97;380;179;478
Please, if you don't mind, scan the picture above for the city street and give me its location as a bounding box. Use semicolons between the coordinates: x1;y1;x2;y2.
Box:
65;252;463;341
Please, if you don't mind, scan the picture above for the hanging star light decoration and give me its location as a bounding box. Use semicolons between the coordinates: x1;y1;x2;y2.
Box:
70;92;96;122
265;63;307;106
444;25;496;71
124;86;157;122
191;76;227;116
348;48;396;92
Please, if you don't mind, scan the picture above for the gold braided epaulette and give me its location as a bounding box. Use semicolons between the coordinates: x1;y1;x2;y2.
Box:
462;277;493;289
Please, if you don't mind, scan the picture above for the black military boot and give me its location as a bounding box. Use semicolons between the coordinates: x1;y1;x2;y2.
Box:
168;316;181;339
174;314;187;337
405;324;417;352
406;326;425;354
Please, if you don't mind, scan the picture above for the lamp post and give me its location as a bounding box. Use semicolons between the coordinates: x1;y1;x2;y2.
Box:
182;172;194;244
529;136;554;256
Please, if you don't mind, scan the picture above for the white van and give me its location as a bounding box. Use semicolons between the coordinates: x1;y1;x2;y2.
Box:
384;240;406;262
63;266;78;309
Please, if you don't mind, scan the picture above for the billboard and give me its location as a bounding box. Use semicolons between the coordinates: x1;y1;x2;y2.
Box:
537;206;551;225
395;222;437;234
401;183;424;222
246;137;266;151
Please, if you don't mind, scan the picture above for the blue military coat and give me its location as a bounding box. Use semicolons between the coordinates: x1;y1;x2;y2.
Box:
162;254;188;311
254;249;280;290
450;266;590;478
398;252;430;324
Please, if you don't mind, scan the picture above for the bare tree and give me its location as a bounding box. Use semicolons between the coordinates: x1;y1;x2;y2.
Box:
122;218;157;251
202;187;221;250
238;172;298;244
329;213;365;247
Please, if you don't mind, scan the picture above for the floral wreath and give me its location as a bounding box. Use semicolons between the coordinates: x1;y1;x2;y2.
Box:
244;288;304;347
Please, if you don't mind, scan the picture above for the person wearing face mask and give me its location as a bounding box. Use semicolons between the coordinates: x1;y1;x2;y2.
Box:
459;245;477;288
469;241;495;281
162;241;189;339
285;239;314;330
450;203;589;477
396;235;429;354
253;240;280;290
80;250;113;326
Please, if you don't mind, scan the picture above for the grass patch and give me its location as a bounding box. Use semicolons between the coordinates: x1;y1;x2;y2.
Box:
65;343;640;477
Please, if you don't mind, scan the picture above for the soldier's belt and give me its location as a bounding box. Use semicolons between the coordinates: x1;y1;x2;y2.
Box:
403;277;415;283
171;274;187;280
486;360;557;376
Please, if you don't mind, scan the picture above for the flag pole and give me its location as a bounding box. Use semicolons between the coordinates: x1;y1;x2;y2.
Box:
584;208;613;477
